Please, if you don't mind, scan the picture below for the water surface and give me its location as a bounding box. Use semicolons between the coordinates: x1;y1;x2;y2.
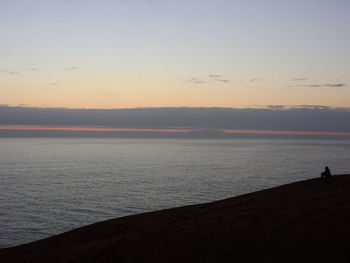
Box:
1;137;349;247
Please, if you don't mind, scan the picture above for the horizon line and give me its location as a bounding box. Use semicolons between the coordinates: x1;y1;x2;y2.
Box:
1;105;350;111
1;125;350;136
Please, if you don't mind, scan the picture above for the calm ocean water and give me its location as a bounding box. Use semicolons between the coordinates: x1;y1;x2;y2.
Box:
1;137;350;248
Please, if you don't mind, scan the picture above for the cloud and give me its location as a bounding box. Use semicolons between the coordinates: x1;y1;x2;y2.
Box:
209;74;222;78
304;83;347;88
266;105;286;110
266;105;335;110
304;84;322;87
187;78;207;84
188;77;231;84
0;69;20;75
325;83;346;87
287;83;347;88
185;74;231;84
296;105;335;109
1;106;350;135
250;78;262;82
293;78;308;81
214;79;231;83
28;67;38;71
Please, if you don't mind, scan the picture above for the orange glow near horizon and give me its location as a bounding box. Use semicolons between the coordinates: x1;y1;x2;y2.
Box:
0;125;196;133
1;125;350;136
222;129;350;136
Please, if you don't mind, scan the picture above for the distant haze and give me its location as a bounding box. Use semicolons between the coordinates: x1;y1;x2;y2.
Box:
1;106;350;136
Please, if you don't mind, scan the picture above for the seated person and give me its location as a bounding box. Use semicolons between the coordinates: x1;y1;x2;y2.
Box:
321;166;331;178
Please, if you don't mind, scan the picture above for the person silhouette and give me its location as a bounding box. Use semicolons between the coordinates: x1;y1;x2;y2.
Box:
320;166;331;178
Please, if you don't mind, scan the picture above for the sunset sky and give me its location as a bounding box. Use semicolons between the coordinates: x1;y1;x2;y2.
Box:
1;0;349;109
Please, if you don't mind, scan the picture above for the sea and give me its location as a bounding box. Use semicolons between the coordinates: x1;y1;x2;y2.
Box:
1;137;350;248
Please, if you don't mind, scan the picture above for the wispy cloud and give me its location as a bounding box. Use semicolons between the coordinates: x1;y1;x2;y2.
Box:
304;84;322;87
210;74;231;83
296;105;336;109
266;105;335;110
250;78;262;82
188;78;207;84
214;79;231;83
287;83;347;88
185;74;231;84
0;69;20;75
266;105;287;110
28;67;38;71
305;83;347;88
325;83;346;87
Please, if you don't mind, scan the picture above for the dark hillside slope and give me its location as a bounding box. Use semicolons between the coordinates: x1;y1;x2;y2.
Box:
2;174;350;263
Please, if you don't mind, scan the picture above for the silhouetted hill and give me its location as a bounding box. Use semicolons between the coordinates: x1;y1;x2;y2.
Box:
2;174;350;262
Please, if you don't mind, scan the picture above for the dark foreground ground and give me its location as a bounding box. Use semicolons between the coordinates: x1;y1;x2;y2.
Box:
2;174;350;263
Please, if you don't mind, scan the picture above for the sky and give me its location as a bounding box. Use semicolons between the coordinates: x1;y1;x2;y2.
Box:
1;0;350;109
